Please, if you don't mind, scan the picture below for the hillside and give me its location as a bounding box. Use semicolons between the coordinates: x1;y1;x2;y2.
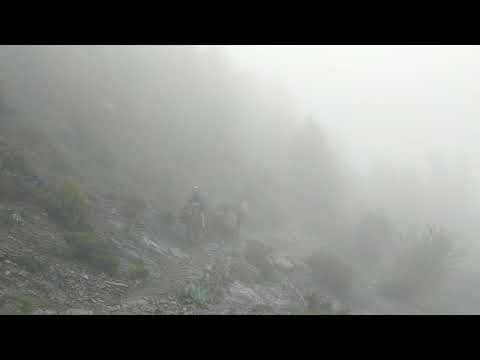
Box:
0;46;454;315
0;123;427;315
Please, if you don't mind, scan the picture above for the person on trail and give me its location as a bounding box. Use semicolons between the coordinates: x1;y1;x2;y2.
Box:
184;186;207;244
188;186;206;212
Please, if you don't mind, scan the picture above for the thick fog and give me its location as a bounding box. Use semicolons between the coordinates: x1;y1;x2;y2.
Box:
226;46;480;312
227;45;480;231
1;45;480;313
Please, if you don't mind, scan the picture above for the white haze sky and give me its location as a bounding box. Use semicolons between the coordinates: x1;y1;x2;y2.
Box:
224;45;480;178
222;45;480;240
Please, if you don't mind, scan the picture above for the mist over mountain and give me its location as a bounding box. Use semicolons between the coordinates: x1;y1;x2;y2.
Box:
0;45;478;314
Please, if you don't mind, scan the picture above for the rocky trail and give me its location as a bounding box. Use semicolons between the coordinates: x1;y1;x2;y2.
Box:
0;173;425;315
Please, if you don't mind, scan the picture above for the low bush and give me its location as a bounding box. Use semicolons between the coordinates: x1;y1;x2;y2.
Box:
0;208;22;227
127;259;149;280
176;283;209;307
1;150;32;176
12;296;34;314
64;232;119;275
14;255;44;274
0;173;28;202
41;178;91;230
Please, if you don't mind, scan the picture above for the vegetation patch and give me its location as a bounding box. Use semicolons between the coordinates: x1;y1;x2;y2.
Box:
176;283;209;307
41;178;92;231
64;232;119;275
127;259;149;280
14;255;44;274
0;173;27;202
1;150;32;176
11;295;34;314
0;208;23;227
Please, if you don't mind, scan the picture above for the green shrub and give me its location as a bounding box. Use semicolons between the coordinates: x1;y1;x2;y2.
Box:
93;252;120;275
1;150;32;176
0;208;22;226
42;178;91;230
14;255;44;274
307;250;354;296
64;232;119;275
13;296;34;314
127;260;149;280
176;283;209;307
0;173;27;201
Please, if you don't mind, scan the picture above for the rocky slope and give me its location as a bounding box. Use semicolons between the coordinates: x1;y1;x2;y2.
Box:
0;176;426;315
0;181;339;315
0;131;425;316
